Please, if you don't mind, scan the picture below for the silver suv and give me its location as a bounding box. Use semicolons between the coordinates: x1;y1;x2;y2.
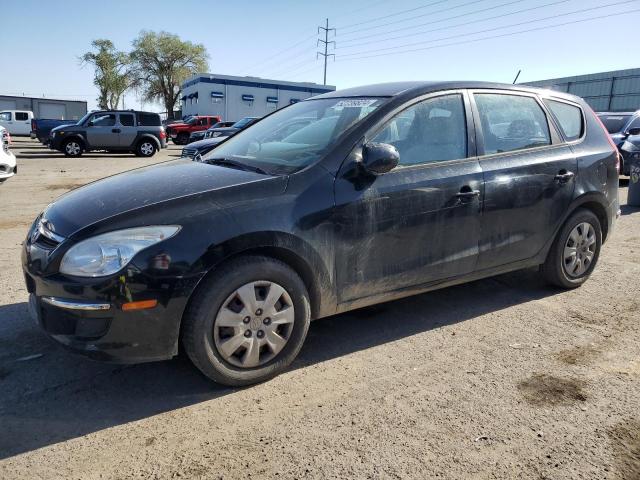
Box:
49;110;167;157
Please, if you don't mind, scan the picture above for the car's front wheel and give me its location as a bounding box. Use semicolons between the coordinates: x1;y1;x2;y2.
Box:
182;255;311;386
136;140;157;157
63;139;83;157
176;133;189;145
542;208;602;288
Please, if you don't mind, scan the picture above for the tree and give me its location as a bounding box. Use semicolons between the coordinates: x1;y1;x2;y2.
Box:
129;31;209;119
80;39;130;110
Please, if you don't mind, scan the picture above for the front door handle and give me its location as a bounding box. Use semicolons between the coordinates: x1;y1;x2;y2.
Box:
456;189;481;199
112;128;121;133
555;170;575;183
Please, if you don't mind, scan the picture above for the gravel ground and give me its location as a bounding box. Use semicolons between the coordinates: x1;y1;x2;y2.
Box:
0;137;638;479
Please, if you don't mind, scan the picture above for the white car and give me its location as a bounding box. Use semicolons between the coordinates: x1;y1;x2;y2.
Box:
0;110;33;135
0;126;17;183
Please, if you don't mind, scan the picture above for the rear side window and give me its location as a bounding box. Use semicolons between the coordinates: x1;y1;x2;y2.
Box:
544;100;583;141
474;93;551;155
136;113;161;126
15;112;29;121
120;114;135;126
372;94;467;166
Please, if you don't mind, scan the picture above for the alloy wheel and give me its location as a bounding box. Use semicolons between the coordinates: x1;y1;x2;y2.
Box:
140;142;154;156
213;281;295;368
65;142;80;155
563;222;596;277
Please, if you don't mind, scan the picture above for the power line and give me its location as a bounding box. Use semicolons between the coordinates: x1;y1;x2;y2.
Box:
335;7;640;62
338;0;637;58
336;0;450;31
239;32;318;75
338;0;488;37
338;0;561;48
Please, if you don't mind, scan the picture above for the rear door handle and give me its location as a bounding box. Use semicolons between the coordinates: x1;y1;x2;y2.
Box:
112;128;121;133
555;170;575;183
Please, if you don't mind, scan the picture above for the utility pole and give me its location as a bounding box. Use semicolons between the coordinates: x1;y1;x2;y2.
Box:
317;18;335;85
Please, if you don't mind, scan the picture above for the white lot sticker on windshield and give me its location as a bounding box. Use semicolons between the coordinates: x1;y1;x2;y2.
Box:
335;99;377;108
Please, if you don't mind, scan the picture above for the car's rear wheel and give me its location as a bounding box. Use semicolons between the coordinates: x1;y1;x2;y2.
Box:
136;140;157;157
541;208;602;289
182;255;311;386
63;139;83;157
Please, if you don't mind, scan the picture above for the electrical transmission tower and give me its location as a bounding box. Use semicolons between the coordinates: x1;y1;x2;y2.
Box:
317;18;335;85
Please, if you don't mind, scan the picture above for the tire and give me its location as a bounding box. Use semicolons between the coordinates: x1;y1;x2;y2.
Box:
182;255;311;386
541;208;602;289
136;139;157;157
176;133;189;145
63;139;83;157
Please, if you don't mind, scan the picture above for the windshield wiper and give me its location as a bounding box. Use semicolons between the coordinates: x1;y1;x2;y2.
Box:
203;157;269;175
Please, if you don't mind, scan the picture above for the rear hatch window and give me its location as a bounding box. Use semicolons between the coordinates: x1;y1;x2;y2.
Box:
598;114;631;134
136;112;161;126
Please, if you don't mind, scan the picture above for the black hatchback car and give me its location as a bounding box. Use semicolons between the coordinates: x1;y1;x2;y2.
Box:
23;82;619;386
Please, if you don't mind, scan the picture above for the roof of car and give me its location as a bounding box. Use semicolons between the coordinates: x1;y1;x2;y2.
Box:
596;111;639;116
310;81;568;100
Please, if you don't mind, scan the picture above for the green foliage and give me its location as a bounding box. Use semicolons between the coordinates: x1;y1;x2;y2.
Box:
80;39;130;110
129;31;209;119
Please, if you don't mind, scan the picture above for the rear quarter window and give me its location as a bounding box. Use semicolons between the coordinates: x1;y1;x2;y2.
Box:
15;112;29;121
136;113;161;126
544;100;584;142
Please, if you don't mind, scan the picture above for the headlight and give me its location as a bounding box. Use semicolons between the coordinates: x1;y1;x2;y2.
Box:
59;226;180;277
212;132;221;137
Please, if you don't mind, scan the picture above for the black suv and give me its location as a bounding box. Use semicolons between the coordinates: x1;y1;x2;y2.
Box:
24;82;619;386
49;110;167;157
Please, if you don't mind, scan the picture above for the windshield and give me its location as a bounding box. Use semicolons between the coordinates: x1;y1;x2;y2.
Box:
202;97;386;174
598;114;631;134
76;112;93;125
185;117;198;125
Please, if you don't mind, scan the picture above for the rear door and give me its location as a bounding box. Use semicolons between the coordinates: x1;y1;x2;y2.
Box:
334;91;483;302
13;111;32;135
118;113;137;147
470;90;577;270
86;113;118;148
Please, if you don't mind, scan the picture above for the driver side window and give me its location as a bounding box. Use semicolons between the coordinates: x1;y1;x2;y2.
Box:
89;114;116;127
371;94;468;166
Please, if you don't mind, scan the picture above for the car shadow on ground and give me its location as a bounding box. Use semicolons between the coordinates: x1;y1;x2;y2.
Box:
0;268;560;459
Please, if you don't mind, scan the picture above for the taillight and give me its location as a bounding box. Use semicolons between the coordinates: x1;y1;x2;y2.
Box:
159;130;166;139
591;107;621;173
7;133;11;145
31;120;36;131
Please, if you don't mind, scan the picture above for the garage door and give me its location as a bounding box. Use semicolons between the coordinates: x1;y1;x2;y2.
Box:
0;99;17;110
39;102;66;119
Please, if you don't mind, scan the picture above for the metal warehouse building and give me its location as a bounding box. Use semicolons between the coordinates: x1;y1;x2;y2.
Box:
0;95;87;120
180;74;335;121
524;67;640;112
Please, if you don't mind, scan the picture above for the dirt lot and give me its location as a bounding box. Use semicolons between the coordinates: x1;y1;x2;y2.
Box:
0;137;639;479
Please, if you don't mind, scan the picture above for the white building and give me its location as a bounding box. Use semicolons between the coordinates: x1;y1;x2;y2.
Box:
180;74;335;121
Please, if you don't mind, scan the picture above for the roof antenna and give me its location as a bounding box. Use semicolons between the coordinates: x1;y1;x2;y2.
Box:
512;70;522;84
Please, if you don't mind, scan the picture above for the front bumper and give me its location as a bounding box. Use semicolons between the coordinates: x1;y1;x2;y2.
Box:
23;240;204;363
0;152;17;180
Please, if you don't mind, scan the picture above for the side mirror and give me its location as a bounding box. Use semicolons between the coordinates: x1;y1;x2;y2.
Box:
362;142;399;175
627;127;640;136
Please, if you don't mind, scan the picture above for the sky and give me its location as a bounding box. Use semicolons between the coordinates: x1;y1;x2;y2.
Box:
1;0;639;112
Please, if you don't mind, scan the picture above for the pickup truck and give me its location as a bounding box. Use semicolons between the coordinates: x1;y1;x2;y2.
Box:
31;118;77;144
165;115;222;145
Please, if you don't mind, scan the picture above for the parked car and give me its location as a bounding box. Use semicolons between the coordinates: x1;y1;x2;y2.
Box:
0;110;34;136
204;117;260;140
596;110;640;175
23;81;619;387
0;126;17;183
49;110;166;157
165;116;222;145
182;116;313;160
188;121;235;143
31;118;77;144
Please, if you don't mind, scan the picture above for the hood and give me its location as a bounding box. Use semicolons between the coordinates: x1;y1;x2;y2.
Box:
187;137;226;150
42;159;275;237
208;127;238;134
167;122;188;129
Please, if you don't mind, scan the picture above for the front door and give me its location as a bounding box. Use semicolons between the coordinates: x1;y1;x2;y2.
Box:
334;92;483;303
86;113;118;148
470;91;577;270
118;113;137;147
